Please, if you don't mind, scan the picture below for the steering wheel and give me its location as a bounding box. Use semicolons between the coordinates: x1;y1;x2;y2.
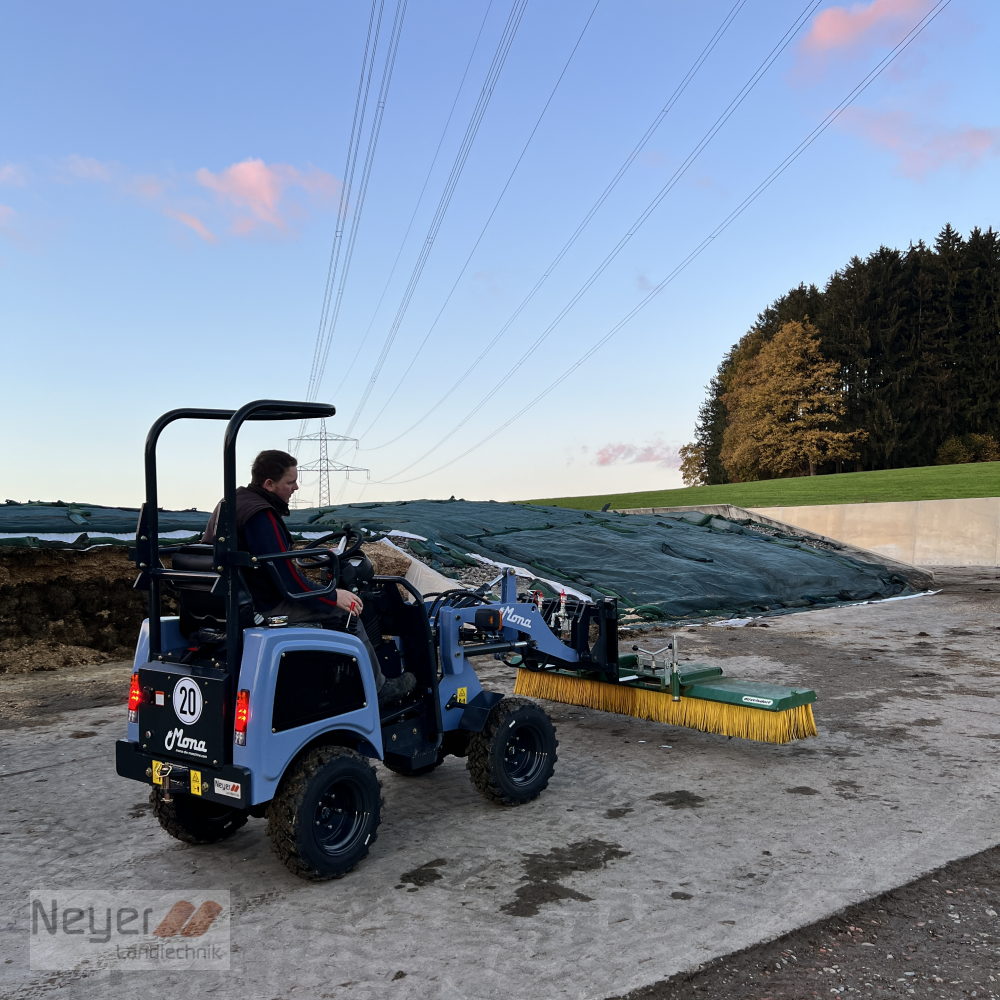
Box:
300;523;365;559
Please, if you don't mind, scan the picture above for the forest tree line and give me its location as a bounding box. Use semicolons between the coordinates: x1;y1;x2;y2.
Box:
682;224;1000;485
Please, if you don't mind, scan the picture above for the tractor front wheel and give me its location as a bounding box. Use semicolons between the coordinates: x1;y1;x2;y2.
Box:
467;697;557;805
150;788;249;845
267;746;382;881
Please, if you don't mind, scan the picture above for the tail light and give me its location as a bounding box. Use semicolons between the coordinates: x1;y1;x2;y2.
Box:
128;673;142;723
234;689;250;746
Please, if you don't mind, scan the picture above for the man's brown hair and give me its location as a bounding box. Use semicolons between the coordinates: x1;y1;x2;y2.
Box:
251;450;297;486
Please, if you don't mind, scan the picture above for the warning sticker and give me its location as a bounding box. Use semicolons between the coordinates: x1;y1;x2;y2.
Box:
152;760;163;786
190;770;202;796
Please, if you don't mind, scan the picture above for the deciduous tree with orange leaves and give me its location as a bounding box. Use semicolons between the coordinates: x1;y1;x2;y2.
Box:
720;320;866;481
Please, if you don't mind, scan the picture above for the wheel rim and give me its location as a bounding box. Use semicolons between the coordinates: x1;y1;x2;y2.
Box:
502;721;547;786
312;778;368;856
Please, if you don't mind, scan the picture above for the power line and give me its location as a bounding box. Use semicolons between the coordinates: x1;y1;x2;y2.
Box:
374;0;954;486
357;0;603;441
304;0;385;415
334;0;530;450
332;1;496;398
376;0;823;480
361;0;747;452
311;0;408;402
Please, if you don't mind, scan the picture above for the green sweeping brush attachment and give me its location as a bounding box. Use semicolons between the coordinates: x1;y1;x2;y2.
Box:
514;664;817;745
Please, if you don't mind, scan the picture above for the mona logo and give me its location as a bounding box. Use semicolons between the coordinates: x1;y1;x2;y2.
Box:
498;606;533;629
164;728;207;754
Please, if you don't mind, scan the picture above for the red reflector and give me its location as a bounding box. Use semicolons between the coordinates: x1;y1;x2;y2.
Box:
234;689;250;745
128;674;141;711
128;673;141;723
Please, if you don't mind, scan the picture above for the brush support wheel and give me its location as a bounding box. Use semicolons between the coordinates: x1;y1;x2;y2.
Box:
467;696;558;805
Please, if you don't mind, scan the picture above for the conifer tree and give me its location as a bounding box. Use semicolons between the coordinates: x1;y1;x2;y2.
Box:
719;321;866;481
689;224;1000;479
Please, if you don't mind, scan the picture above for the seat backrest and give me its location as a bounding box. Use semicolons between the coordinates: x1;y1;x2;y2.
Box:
168;545;253;638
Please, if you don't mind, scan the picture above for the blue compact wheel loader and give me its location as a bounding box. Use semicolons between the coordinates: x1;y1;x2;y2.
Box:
115;400;622;880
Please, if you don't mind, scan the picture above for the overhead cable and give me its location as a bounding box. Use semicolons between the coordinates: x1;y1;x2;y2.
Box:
310;0;408;404
357;0;604;441
304;0;385;417
335;0;530;448
376;0;823;479
361;0;748;451
376;0;954;485
332;1;496;398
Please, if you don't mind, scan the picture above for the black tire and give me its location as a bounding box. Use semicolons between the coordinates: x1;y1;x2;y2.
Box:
150;788;249;845
266;746;381;881
383;750;446;777
467;697;558;805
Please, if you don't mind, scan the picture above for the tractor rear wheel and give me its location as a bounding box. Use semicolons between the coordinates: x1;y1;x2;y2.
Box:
467;697;557;805
267;745;381;881
150;788;249;845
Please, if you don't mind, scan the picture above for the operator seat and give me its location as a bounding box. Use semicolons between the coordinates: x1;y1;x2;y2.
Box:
168;544;255;640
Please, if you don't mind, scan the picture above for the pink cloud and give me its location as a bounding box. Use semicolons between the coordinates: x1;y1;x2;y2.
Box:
0;164;27;186
197;158;283;226
195;158;340;233
165;209;217;244
0;204;14;225
596;441;680;469
839;108;1000;178
802;0;933;55
128;174;168;200
44;153;339;244
64;155;114;182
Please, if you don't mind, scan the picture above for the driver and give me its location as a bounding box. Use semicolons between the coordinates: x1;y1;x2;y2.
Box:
202;449;416;705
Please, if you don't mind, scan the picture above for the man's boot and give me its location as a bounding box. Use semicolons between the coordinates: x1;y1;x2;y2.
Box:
377;671;417;706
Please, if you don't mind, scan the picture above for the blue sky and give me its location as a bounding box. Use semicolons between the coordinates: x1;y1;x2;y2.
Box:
2;0;997;512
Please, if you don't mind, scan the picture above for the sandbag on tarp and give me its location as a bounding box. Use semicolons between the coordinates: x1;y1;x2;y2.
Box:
286;500;929;622
0;500;208;547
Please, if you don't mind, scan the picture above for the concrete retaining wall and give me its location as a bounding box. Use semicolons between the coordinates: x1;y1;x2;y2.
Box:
616;497;1000;567
619;497;1000;566
745;497;1000;567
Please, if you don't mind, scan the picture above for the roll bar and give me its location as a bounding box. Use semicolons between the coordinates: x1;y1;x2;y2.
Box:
135;400;336;662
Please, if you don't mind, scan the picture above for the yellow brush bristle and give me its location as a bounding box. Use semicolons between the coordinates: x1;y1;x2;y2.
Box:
513;669;817;745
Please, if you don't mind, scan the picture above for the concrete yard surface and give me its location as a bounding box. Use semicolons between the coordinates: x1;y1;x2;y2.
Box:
1;568;998;999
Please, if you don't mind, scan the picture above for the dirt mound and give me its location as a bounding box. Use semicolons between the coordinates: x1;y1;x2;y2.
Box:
0;546;166;673
361;541;411;578
0;543;409;674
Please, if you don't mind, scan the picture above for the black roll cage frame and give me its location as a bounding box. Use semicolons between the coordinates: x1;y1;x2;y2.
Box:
132;399;336;667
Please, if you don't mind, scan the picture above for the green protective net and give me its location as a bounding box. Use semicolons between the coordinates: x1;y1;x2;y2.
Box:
0;500;207;548
1;498;930;623
285;499;930;623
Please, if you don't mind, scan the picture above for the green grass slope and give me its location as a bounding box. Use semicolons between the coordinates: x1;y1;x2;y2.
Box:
527;462;1000;512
